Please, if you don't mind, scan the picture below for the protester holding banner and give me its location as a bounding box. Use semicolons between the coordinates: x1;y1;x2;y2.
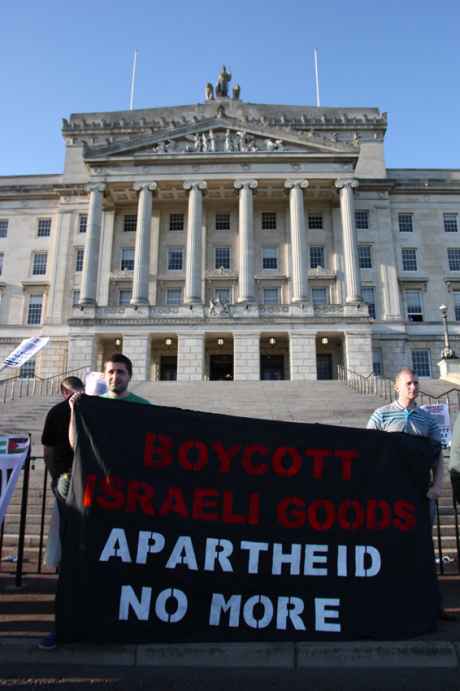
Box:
39;376;85;651
367;367;455;622
367;368;444;501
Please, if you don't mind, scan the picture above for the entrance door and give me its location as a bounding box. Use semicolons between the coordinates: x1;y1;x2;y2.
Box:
260;355;284;380
160;356;177;381
209;354;233;381
317;354;333;380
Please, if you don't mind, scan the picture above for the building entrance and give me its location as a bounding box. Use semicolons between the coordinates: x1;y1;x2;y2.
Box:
261;354;284;380
209;354;233;381
160;356;177;381
317;353;333;380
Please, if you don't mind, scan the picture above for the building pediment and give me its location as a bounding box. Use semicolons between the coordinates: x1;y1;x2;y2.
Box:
84;116;358;162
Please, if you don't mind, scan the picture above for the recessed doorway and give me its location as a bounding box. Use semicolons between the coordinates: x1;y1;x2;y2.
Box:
209;354;233;381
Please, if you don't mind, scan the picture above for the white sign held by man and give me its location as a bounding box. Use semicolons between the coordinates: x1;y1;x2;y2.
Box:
0;336;50;372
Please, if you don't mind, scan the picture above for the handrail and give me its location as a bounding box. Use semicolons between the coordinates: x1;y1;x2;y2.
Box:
338;365;460;409
0;365;90;404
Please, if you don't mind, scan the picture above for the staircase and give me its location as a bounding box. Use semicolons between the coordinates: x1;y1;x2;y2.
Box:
0;380;458;573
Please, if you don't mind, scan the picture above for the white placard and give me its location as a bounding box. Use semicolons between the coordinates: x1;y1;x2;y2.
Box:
420;403;451;447
0;336;50;371
0;435;30;527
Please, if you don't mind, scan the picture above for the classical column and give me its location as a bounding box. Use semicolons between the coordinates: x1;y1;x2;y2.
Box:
80;183;105;306
234;179;257;303
285;179;309;302
131;182;157;306
335;179;361;303
184;181;207;304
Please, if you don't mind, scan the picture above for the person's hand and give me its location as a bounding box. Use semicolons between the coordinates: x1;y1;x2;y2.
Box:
68;392;83;410
427;485;442;500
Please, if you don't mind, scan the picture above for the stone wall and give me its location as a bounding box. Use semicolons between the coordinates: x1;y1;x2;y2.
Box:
233;333;259;381
289;333;316;380
177;333;204;382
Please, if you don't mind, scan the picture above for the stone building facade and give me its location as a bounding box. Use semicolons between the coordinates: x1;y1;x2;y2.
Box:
0;81;459;382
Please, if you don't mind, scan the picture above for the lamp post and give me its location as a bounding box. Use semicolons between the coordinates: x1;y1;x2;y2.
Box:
440;304;456;359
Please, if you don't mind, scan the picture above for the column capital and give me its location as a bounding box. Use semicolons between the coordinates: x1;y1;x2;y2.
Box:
183;180;207;192
87;183;106;194
284;179;309;191
133;182;157;193
335;178;359;191
234;179;258;191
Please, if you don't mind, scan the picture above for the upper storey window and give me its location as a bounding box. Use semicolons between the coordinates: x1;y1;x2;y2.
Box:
444;213;458;233
355;210;369;230
121;247;135;271
262;247;278;270
262;212;277;230
402;248;417;271
169;214;184;231
215;213;230;231
27;294;43;325
37;218;51;237
0;253;3;275
310;246;325;269
308;214;323;229
123;214;137;232
215;247;231;270
448;248;460;271
168;248;183;271
0;220;8;238
79;214;87;233
398;213;413;232
32;252;47;275
358;245;372;269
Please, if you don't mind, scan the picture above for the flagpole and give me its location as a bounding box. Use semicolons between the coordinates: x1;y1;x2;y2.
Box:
314;48;321;107
129;49;138;111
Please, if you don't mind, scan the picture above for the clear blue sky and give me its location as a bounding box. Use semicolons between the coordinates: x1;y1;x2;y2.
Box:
1;0;459;176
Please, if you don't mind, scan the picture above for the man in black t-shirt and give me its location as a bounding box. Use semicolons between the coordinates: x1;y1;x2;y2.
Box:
41;376;84;490
39;376;84;651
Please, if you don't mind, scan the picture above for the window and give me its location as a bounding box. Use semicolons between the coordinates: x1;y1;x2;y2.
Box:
32;252;47;275
444;213;458;233
166;288;182;305
72;290;80;306
308;214;323;229
362;286;376;319
312;287;328;305
215;288;231;304
0;253;3;276
215;213;230;231
262;212;277;230
263;287;280;304
119;289;132;306
37;218;51;237
399;213;413;232
215;247;231;270
79;214;87;233
405;290;423;322
358;245;372;269
75;248;84;272
355;210;369;230
262;247;278;270
448;248;460;271
372;350;383;376
412;350;431;377
455;292;460;321
401;248;417;271
19;359;35;379
310;246;325;269
168;248;183;271
27;295;43;325
0;220;8;238
123;214;137;232
121;247;135;271
169;214;184;231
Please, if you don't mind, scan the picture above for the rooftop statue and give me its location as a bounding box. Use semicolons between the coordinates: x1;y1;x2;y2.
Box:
215;65;232;98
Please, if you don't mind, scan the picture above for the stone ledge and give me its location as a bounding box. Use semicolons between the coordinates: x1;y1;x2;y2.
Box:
0;639;458;669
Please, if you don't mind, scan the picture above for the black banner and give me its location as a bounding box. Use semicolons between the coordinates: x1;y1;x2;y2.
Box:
56;396;440;643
